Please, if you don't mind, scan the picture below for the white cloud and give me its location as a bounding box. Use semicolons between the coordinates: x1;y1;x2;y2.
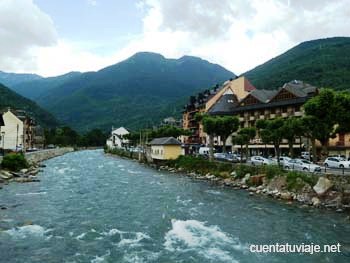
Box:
0;0;58;73
1;0;350;77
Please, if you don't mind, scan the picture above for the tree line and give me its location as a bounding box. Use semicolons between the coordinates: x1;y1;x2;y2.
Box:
44;127;107;147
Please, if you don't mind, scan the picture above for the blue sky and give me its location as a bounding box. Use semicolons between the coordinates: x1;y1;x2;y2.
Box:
33;0;144;55
0;0;349;77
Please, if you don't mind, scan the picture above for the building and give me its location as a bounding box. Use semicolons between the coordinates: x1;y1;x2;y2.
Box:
207;80;318;154
160;117;182;128
1;109;35;151
182;76;255;149
106;127;130;149
149;137;182;160
0;114;4;152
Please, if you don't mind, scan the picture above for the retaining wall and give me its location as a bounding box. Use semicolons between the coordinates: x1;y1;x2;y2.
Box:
25;147;74;164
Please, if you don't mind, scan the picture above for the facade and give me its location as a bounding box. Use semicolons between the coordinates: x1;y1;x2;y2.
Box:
1;109;25;151
328;133;350;158
208;80;318;154
149;137;182;160
106;127;130;149
182;76;255;148
160;117;182;128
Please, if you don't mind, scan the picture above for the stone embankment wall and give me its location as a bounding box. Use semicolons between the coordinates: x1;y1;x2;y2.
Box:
25;147;74;164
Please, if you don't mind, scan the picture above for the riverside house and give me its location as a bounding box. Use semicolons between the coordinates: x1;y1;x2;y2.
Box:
0;108;36;151
150;137;182;160
106;127;130;149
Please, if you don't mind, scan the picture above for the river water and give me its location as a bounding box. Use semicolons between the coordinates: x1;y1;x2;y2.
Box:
0;150;350;262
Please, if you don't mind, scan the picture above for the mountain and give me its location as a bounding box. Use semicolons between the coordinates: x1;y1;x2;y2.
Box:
244;37;350;90
8;52;235;131
0;71;42;87
0;83;59;127
13;71;82;100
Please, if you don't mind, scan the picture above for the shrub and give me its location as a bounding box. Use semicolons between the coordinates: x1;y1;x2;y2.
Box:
261;165;285;179
168;155;233;176
234;164;258;179
286;171;317;191
1;153;29;172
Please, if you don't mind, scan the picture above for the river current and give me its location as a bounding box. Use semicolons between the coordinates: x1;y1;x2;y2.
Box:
0;150;350;262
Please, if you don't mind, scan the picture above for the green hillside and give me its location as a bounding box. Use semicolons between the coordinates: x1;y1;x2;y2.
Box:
13;71;82;100
10;52;235;132
0;83;59;127
244;37;350;90
0;71;42;87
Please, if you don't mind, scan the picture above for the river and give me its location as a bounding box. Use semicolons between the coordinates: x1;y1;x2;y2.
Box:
0;150;350;262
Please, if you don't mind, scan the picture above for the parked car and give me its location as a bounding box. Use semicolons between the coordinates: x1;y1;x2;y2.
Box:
26;147;38;152
270;156;292;166
214;152;227;161
285;158;321;173
249;156;273;166
324;157;350;169
199;147;211;156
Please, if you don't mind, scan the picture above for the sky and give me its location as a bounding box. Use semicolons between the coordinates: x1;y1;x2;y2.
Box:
0;0;349;77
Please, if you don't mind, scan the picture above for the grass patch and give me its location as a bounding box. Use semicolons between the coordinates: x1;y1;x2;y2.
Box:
168;155;233;176
261;165;285;179
286;171;318;191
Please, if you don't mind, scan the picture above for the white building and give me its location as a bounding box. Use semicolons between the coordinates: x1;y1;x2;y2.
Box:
106;127;130;149
0;110;24;151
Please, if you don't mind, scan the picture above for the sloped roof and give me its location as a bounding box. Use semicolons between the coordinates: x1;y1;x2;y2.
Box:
112;127;130;136
243;77;256;92
282;80;317;97
208;94;238;115
150;137;181;145
249;89;277;103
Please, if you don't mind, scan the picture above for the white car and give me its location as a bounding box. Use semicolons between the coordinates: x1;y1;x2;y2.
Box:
270;156;292;166
285;158;321;173
249;156;273;166
324;157;350;169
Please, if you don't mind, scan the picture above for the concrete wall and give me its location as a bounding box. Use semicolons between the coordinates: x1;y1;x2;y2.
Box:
25;147;74;164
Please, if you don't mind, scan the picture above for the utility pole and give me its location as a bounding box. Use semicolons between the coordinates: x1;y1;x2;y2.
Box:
138;130;142;162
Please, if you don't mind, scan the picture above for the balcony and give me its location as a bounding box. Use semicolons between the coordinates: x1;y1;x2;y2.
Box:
282;112;288;118
259;115;265;120
249;116;255;121
270;113;276;118
239;117;244;121
294;111;302;117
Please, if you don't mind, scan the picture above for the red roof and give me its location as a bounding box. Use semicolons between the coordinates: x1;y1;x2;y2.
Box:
244;78;256;92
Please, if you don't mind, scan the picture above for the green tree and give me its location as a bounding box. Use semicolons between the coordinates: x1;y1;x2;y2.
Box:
300;116;319;161
281;117;304;158
235;127;256;162
151;126;191;139
202;115;239;160
303;89;338;159
256;118;285;165
232;135;245;163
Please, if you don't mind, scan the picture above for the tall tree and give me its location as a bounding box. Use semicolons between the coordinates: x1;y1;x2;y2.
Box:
256;118;285;165
281;117;304;158
235;127;256;162
216;116;240;153
303;89;338;159
202;115;239;160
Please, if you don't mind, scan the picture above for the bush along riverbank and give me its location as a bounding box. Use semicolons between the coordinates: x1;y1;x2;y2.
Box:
0;153;44;188
0;148;74;190
159;156;350;213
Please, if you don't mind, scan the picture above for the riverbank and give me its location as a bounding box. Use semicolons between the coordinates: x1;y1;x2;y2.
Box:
2;149;349;262
0;147;74;188
107;150;350;214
